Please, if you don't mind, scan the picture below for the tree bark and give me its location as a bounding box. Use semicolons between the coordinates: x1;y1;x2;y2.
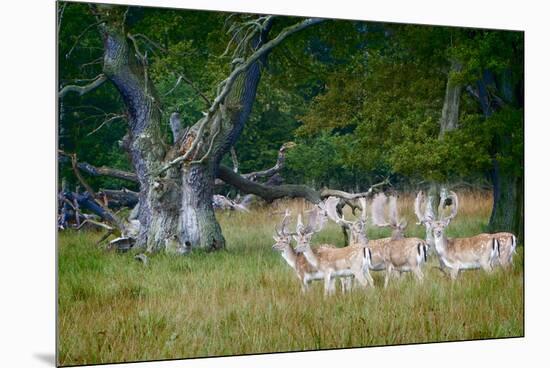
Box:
473;69;523;241
180;164;224;250
86;7;323;252
438;59;461;138
93;5;181;250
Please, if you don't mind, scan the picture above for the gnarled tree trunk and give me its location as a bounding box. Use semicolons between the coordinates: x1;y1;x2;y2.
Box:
89;6;322;252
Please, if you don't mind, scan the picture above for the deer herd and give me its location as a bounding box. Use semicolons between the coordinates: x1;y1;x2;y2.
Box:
272;190;517;296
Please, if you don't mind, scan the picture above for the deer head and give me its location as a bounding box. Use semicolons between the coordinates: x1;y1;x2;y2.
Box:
325;196;369;246
431;191;459;239
293;204;327;253
414;191;438;247
272;209;293;251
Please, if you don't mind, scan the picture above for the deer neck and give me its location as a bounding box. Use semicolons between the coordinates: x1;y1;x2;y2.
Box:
351;232;369;248
391;229;403;240
434;233;449;258
281;245;298;270
425;229;435;249
301;246;320;269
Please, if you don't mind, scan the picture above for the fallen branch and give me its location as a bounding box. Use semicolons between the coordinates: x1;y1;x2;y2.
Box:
59;150;138;183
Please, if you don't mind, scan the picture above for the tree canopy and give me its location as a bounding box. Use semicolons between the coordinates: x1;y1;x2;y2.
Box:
59;2;523;193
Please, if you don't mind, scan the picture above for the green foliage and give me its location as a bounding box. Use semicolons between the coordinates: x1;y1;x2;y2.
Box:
58;2;523;192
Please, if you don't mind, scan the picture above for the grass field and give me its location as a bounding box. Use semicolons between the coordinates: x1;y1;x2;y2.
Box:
57;191;524;366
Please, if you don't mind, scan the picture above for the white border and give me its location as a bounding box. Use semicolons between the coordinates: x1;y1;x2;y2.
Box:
1;0;549;367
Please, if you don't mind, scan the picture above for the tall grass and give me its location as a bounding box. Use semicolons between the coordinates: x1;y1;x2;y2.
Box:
57;191;523;366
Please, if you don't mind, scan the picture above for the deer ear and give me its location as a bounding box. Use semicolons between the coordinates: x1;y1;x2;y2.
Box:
292;234;300;242
273;235;279;242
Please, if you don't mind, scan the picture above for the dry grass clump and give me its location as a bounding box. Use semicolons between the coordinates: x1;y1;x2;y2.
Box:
57;191;522;366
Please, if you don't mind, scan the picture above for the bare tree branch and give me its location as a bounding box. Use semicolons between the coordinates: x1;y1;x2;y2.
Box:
57;2;67;34
242;142;296;181
59;150;138;182
164;75;211;106
156;17;325;177
210;18;325;119
59;74;107;98
131;33;167;54
65;20;105;59
87;113;125;136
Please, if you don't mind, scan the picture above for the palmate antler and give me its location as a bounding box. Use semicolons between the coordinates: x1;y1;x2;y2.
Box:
324;196;368;244
371;193;407;235
324;196;354;229
438;190;459;223
414;191;436;225
277;208;292;236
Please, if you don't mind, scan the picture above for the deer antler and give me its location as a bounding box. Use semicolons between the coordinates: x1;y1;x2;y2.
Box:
303;205;327;234
371;192;390;227
324;196;354;228
439;191;459;222
372;192;404;229
415;191;435;225
296;213;305;235
280;208;291;235
358;197;368;223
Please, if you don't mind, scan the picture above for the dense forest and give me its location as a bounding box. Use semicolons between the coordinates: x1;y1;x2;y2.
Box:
58;2;524;251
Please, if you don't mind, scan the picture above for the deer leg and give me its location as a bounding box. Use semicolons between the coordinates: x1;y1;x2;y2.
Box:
353;269;369;290
481;261;493;273
393;270;403;280
329;276;337;294
340;277;353;293
324;272;333;297
363;268;375;288
450;267;459;280
301;279;309;293
384;264;393;288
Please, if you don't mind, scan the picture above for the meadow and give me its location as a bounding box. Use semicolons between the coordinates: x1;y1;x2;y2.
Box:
57;191;524;366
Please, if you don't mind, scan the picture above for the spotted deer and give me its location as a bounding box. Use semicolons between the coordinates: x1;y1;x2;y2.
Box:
293;197;374;296
429;191;500;280
369;192;428;288
272;209;350;293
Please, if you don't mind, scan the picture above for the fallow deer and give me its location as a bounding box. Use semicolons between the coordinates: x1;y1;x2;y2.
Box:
370;192;429;288
272;209;350;293
429;191;500;280
293;197;374;296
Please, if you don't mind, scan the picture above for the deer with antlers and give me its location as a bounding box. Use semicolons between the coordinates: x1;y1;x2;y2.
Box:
292;197;374;296
422;191;500;279
415;190;517;272
272;209;351;293
369;192;429;288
